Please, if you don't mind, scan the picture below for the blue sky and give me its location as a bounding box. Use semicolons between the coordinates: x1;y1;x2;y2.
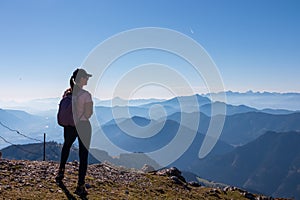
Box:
0;0;299;101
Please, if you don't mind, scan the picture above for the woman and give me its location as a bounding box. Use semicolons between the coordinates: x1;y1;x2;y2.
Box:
56;68;93;196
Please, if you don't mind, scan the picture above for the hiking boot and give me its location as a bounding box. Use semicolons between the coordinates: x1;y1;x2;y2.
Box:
55;169;64;183
74;184;88;196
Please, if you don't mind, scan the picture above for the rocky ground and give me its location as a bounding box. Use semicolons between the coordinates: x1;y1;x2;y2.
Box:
0;159;292;200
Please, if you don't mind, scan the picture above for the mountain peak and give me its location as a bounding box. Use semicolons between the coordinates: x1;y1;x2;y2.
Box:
0;159;286;199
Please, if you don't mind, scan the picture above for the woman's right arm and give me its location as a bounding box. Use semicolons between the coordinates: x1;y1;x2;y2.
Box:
84;101;93;119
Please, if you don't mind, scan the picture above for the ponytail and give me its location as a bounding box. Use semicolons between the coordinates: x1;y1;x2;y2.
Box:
70;76;75;90
69;68;81;95
69;75;79;95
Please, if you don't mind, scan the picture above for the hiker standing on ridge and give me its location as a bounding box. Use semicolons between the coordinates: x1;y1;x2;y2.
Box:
56;68;93;196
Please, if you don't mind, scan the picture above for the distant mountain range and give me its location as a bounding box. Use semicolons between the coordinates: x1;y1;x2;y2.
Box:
161;111;300;146
1;92;300;198
2;93;298;149
0;108;63;148
183;131;300;199
204;90;300;111
1;94;300;155
98;116;234;155
0;142;161;170
1;90;300;114
94;94;298;125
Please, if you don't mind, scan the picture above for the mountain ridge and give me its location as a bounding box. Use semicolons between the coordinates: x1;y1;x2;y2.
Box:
188;131;300;199
0;142;161;170
2;91;300;114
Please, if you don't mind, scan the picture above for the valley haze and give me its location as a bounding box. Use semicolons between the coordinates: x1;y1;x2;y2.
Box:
1;91;300;199
1;90;300;114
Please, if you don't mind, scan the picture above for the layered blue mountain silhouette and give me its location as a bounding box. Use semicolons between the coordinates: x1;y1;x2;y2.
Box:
181;131;300;199
1;92;300;198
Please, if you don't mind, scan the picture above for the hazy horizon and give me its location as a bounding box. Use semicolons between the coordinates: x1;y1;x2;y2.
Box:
1;89;300;103
1;90;300;113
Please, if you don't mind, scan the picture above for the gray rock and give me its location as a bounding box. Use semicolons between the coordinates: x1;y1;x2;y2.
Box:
141;164;155;173
156;167;186;183
170;176;183;185
243;191;256;200
188;181;201;187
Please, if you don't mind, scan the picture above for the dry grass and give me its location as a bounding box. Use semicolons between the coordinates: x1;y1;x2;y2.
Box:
0;160;285;200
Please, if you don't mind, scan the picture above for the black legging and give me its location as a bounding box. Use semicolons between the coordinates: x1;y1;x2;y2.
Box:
59;121;91;185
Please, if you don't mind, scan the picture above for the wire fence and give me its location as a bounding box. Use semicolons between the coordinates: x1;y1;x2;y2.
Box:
0;134;42;156
0;120;68;160
0;121;43;143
